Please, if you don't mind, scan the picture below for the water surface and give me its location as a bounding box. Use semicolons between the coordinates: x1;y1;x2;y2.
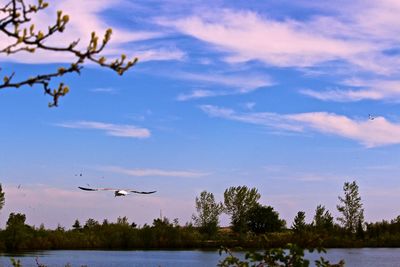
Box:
1;248;400;267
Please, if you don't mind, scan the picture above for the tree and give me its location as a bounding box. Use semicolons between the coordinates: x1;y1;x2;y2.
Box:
0;0;137;107
4;212;32;250
0;183;4;212
313;205;334;232
117;216;129;226
84;218;99;229
192;190;224;237
337;181;364;233
292;211;307;233
224;186;260;233
72;219;81;230
246;204;285;234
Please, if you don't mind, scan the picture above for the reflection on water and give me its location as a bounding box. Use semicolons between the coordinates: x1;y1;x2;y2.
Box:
1;248;400;267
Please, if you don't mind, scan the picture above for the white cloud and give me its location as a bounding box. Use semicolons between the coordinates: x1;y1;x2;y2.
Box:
135;48;186;62
156;3;400;74
301;79;400;102
160;10;377;69
90;87;118;94
57;121;150;138
200;105;400;147
177;89;218;101
175;72;273;100
100;165;210;178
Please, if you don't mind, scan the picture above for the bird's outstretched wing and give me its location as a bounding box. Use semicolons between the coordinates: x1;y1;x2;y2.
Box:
78;186;117;191
130;190;157;194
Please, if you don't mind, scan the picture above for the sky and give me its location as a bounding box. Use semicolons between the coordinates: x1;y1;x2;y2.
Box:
1;0;400;229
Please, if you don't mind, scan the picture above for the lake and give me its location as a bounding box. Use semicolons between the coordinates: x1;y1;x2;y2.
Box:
1;248;400;267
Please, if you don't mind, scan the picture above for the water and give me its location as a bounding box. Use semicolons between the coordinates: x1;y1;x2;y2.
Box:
1;248;400;267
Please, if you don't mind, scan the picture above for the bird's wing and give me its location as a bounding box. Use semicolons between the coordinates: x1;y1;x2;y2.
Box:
78;186;117;191
129;190;157;194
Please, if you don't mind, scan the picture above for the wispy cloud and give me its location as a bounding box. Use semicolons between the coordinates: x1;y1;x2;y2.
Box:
157;3;400;74
100;165;210;178
89;87;118;94
301;79;400;102
176;72;273;101
200;105;400;147
159;10;376;69
57;121;150;138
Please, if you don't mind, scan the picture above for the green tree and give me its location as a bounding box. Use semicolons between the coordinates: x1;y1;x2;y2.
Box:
4;213;32;250
84;218;100;229
292;211;307;233
117;216;129;226
224;186;260;233
337;181;364;233
246;204;286;234
313;205;334;232
0;0;137;107
0;183;4;212
192;190;224;237
72;219;81;230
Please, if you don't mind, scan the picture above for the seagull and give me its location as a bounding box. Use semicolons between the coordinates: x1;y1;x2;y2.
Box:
78;186;156;197
368;114;375;120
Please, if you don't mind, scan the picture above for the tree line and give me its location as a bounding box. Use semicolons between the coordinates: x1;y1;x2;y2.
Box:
0;181;400;251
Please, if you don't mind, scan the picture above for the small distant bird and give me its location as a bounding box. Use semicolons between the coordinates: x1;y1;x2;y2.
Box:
17;184;21;189
368;114;375;120
78;186;156;197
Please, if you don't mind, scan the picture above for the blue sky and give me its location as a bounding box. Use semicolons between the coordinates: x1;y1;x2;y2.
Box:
1;0;400;228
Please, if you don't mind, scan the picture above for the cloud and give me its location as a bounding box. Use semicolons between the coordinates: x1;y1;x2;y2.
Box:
99;165;210;178
57;121;150;138
301;79;400;102
0;184;175;228
177;89;218;101
135;48;186;62
90;87;118;94
200;105;400;147
160;10;377;69
156;3;400;75
175;72;274;100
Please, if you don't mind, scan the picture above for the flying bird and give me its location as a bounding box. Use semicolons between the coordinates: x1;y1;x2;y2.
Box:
368;114;375;120
78;186;156;197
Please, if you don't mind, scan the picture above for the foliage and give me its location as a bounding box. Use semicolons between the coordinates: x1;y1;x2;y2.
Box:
192;190;224;237
10;258;22;267
224;186;261;233
246;204;286;234
336;181;364;233
0;183;4;212
4;213;32;250
0;0;137;106
292;211;307;233
72;219;81;230
218;243;345;267
1;184;400;252
313;205;334;232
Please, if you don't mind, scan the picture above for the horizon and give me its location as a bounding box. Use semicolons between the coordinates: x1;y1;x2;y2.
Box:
1;0;400;229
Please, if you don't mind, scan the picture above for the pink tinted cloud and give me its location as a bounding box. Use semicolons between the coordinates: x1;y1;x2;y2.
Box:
57;121;151;138
162;10;374;68
201;105;400;147
0;184;190;228
301;79;400;102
